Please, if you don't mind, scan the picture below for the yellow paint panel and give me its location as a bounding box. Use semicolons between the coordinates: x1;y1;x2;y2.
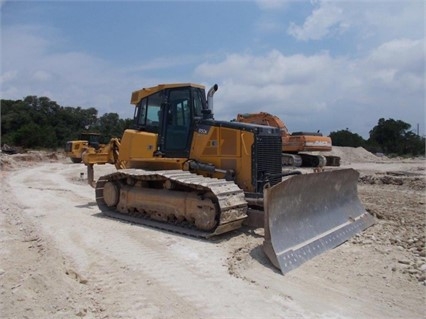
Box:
131;83;205;104
220;128;239;156
119;129;157;161
190;124;256;192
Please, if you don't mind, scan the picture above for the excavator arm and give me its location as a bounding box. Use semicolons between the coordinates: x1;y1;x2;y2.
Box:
236;112;290;136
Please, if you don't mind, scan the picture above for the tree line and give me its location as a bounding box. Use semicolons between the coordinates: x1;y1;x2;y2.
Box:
330;118;425;157
1;96;132;149
1;96;424;157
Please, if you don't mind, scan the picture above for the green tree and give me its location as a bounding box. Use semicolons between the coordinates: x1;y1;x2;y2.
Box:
1;97;103;149
1;99;33;145
401;131;425;156
329;129;366;147
13;122;43;148
368;118;423;155
94;112;132;141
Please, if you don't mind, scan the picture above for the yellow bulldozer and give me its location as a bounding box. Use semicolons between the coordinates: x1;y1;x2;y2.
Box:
65;132;103;163
235;112;340;167
82;83;374;274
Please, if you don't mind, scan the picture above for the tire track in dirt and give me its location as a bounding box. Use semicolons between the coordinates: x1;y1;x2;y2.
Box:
4;158;425;318
6;162;306;318
1;173;103;318
78;218;301;318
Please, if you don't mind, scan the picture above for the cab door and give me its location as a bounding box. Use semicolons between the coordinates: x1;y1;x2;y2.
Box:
161;87;192;158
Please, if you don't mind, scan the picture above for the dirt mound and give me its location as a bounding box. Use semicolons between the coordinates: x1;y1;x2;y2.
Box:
323;146;383;164
0;151;65;171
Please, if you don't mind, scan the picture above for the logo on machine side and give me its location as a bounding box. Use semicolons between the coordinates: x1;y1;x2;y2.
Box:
197;125;210;135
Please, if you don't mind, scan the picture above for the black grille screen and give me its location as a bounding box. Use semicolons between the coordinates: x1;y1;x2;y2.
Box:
252;133;282;193
65;142;72;152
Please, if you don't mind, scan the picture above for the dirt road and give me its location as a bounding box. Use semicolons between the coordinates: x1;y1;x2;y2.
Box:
1;151;425;318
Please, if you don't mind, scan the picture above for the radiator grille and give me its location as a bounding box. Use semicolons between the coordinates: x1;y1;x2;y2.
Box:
253;134;282;193
65;142;72;152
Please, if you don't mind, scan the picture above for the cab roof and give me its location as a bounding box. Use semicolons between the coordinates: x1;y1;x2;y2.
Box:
130;83;205;105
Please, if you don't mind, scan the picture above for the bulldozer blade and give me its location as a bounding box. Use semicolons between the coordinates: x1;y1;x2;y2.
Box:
263;168;375;274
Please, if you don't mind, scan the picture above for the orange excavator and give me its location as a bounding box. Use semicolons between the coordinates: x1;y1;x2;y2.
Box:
235;112;340;167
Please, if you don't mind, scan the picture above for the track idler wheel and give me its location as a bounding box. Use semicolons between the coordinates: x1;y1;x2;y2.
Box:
103;182;120;207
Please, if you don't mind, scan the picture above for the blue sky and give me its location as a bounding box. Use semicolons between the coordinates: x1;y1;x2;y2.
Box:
1;0;424;138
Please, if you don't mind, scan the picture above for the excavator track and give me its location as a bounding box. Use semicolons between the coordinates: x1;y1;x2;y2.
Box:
282;153;302;167
325;155;341;167
282;153;328;168
95;169;248;238
299;153;327;167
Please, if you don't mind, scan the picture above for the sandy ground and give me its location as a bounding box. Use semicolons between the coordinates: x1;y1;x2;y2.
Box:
0;148;425;319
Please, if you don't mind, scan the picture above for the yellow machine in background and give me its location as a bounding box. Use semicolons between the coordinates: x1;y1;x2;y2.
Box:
82;83;374;274
235;112;340;167
65;132;103;163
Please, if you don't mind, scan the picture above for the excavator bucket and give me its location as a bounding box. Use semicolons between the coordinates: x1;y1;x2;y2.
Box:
262;168;375;274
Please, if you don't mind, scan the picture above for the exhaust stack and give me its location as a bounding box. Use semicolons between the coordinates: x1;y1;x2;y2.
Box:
207;84;218;113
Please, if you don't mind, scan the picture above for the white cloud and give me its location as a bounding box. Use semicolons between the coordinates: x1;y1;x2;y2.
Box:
196;51;343;127
360;1;424;41
0;25;143;117
288;2;346;41
367;38;424;75
195;38;424;137
196;50;333;86
0;24;207;118
1;1;424;139
287;1;423;46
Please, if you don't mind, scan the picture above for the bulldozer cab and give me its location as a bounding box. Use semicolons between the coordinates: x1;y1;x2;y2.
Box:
79;132;101;149
133;85;206;158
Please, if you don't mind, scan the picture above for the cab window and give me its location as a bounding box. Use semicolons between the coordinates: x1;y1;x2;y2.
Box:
192;88;204;118
135;91;162;132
